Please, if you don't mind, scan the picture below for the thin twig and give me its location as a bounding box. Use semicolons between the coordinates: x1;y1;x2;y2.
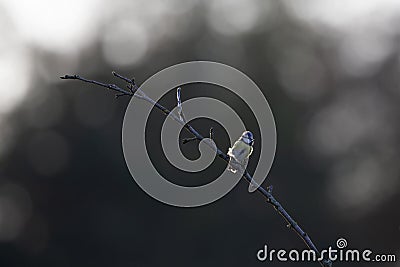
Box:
112;71;139;95
60;72;332;267
176;87;186;123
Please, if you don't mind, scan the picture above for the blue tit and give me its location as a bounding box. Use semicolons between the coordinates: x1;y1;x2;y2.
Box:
227;131;254;173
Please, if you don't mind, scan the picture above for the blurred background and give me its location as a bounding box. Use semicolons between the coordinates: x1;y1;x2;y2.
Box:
0;0;399;266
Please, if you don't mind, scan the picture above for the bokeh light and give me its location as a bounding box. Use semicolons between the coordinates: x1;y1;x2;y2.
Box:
0;48;31;115
206;0;264;36
101;19;149;67
0;0;101;53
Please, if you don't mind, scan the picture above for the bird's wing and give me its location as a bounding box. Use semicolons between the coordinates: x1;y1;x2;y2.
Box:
228;141;241;159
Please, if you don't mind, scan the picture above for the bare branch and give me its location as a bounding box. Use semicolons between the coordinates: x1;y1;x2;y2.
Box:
60;72;333;267
60;74;132;98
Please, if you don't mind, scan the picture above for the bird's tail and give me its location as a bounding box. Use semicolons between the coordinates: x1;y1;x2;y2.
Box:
227;160;238;173
227;148;238;173
227;157;243;173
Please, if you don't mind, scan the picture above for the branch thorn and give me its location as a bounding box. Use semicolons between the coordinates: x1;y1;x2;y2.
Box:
182;137;197;144
267;185;273;193
209;127;214;140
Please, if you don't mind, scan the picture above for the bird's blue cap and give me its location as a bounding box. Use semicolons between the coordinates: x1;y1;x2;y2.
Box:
241;131;254;145
242;131;254;140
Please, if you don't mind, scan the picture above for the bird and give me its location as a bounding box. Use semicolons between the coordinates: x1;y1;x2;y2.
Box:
227;131;254;173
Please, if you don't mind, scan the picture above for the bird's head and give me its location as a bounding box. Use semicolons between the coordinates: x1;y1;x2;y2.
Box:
240;131;254;146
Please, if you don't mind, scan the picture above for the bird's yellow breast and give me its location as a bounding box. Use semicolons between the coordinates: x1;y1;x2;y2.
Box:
229;140;253;163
